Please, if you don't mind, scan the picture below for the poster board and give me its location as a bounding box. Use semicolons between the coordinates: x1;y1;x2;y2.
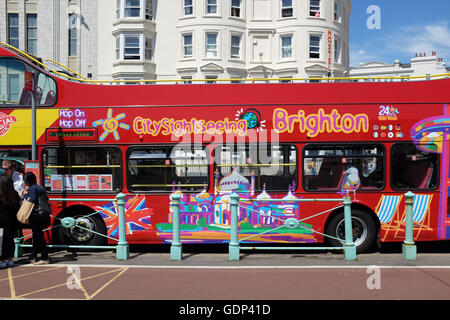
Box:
24;160;40;184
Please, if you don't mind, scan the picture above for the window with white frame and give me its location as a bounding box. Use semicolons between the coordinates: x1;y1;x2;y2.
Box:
145;0;153;19
334;38;340;63
184;0;193;15
183;33;193;58
206;0;217;14
26;14;37;55
145;37;153;60
281;34;293;59
69;14;78;56
124;35;140;60
8;14;19;48
115;36;120;60
309;34;321;59
334;1;341;21
115;34;153;61
281;0;293;17
310;0;321;17
205;32;218;58
125;0;140;17
231;35;241;59
117;0;153;20
231;0;241;17
205;75;217;84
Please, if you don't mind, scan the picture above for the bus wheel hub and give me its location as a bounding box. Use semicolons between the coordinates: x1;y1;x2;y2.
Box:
61;217;76;229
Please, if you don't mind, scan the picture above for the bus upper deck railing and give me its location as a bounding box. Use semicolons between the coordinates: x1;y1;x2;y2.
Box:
1;42;449;85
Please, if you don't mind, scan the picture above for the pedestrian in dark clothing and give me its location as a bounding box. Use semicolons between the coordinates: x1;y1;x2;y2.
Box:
22;172;51;265
0;174;20;268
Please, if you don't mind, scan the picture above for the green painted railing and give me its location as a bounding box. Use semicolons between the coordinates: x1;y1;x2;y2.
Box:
228;193;357;261
14;193;129;261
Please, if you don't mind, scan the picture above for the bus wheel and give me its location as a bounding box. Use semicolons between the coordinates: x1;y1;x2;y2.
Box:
56;210;107;247
325;210;377;253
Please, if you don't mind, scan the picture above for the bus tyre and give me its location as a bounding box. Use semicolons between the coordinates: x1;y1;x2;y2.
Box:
326;210;377;253
56;213;107;247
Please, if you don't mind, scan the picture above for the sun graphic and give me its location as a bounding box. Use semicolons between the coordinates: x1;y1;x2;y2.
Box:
93;108;130;141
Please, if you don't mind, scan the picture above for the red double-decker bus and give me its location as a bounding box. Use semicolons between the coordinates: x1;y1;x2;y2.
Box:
1;43;449;253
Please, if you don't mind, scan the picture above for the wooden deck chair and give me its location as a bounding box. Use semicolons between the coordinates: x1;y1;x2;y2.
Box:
375;194;402;241
394;194;433;239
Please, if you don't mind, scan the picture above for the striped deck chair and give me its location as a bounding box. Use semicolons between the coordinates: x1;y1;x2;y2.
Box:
394;194;433;239
375;195;402;241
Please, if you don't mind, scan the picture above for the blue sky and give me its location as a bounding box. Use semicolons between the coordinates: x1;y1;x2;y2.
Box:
349;0;450;67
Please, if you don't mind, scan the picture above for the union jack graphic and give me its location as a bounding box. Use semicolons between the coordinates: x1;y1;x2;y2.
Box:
96;195;154;238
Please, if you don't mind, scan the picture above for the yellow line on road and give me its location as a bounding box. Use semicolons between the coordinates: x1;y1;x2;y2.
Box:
88;267;129;300
8;268;16;298
16;267;126;299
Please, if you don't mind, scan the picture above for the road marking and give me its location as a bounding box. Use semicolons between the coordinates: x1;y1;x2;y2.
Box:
88;267;129;300
15;267;126;299
8;268;16;298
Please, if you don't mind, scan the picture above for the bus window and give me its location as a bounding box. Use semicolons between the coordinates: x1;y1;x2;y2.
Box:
303;144;384;191
0;149;32;174
391;142;439;190
0;58;56;106
127;145;209;192
214;144;297;192
42;147;122;192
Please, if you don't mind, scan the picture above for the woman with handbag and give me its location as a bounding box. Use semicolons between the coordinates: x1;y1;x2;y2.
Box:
23;172;51;265
0;174;20;268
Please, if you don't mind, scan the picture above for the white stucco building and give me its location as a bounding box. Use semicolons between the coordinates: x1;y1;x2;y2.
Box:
1;0;351;82
349;52;448;81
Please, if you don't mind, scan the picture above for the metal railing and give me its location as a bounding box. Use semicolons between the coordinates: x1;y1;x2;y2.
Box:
169;191;418;261
1;41;449;85
14;193;129;261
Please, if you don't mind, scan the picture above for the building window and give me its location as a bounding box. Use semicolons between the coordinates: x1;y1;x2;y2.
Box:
125;0;140;17
8;14;19;48
281;35;293;59
181;76;192;84
184;0;193;15
124;35;140;60
145;0;153;19
69;14;78;56
334;38;340;63
231;35;241;59
334;1;341;21
206;0;217;14
310;0;321;17
309;35;321;59
205;75;217;84
145;37;153;60
205;32;218;58
26;14;37;55
281;0;293;17
115;36;120;60
231;0;241;17
183;33;193;58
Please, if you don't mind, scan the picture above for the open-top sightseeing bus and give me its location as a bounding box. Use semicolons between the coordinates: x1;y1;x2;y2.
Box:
1;43;449;253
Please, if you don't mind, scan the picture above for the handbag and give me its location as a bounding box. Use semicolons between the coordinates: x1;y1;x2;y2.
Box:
17;199;35;224
35;193;52;217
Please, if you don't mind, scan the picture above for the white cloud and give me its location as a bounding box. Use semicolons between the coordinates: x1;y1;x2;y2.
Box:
385;21;450;60
350;21;450;67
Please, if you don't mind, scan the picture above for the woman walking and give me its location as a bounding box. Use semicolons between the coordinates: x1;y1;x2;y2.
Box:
23;172;51;265
0;174;20;268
